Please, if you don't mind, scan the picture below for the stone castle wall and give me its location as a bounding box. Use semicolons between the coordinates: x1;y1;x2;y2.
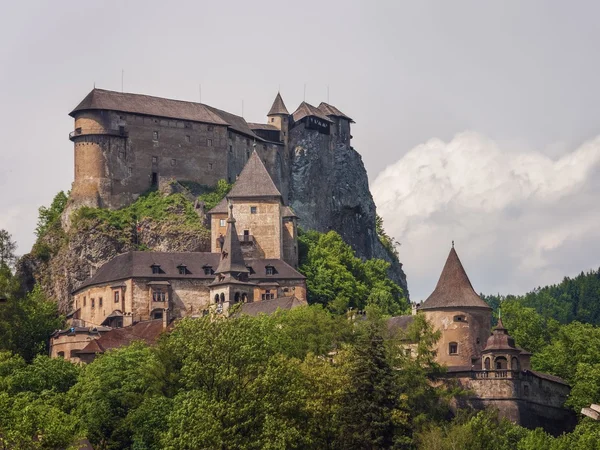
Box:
422;307;491;367
70;110;286;210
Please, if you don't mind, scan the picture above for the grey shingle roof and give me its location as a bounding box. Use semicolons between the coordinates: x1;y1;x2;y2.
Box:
208;197;229;215
292;101;334;123
248;123;280;131
281;206;299;218
419;247;491;310
70;89;263;140
387;315;415;332
267;92;289;116
215;211;249;275
318;102;355;123
226;150;283;199
73;252;304;293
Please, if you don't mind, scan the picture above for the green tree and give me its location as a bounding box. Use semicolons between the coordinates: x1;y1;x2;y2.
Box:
35;191;68;239
0;284;63;362
71;342;164;450
500;299;559;354
335;313;399;449
298;230;407;315
0;230;17;271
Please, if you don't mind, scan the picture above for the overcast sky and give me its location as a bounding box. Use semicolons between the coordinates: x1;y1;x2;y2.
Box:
1;1;600;299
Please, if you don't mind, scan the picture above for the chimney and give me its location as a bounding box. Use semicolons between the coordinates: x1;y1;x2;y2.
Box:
123;312;133;327
162;308;169;329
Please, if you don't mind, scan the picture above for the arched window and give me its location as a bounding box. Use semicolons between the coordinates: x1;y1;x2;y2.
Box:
214;294;219;303
57;351;65;359
152;309;163;320
220;293;225;303
242;293;248;303
511;356;520;371
484;357;491;370
449;342;458;355
495;356;508;370
234;292;240;304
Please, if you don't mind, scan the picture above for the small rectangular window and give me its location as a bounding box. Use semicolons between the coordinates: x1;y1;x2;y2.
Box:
91;298;95;308
128;167;133;175
119;151;126;159
171;159;176;166
99;297;103;307
114;291;120;303
153;131;159;140
449;343;458;355
185;135;191;143
152;156;158;163
220;219;226;227
209;163;213;170
83;297;87;307
229;145;233;153
250;206;257;214
152;291;166;302
207;139;213;147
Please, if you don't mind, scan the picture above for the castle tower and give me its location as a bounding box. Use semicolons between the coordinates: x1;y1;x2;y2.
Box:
209;205;254;315
208;150;298;267
481;318;525;372
267;92;290;145
419;245;492;367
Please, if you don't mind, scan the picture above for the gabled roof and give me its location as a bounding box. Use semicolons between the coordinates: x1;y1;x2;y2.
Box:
77;320;167;355
281;205;299;219
267;92;289;116
215;208;249;275
420;247;491;310
387;315;415;332
208;197;229;215
292;101;334;123
73;252;304;293
248;123;280;131
226;150;283;199
70;89;263;140
318;102;354;123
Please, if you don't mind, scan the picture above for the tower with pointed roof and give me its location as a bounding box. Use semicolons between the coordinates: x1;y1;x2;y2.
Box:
209;204;254;315
267;92;290;145
208;150;299;268
419;245;492;367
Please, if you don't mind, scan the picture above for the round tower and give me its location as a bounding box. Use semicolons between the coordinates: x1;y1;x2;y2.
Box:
266;92;290;145
419;245;492;367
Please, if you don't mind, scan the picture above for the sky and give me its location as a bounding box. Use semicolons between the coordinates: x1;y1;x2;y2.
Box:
1;1;600;300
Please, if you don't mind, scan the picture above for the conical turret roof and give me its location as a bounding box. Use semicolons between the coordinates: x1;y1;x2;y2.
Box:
420;246;491;310
227;150;282;199
215;206;248;275
267;92;289;116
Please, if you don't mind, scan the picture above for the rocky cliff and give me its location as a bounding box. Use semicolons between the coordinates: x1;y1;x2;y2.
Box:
288;124;408;295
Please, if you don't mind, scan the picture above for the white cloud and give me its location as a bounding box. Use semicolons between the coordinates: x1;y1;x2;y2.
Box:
372;131;600;300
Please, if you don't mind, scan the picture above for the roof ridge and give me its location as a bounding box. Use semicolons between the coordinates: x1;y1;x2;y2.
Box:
226;150;282;199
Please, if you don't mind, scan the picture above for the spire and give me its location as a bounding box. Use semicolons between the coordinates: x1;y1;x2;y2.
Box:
226;150;282;199
420;247;492;310
215;205;248;275
267;92;289;116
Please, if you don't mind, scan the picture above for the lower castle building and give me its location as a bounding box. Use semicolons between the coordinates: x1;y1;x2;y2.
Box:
389;246;575;434
50;151;307;363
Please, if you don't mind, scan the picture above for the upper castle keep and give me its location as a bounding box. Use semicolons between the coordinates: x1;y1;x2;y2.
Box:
68;89;353;210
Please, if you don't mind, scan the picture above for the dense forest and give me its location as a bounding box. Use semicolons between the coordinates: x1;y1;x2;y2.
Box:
1;192;600;448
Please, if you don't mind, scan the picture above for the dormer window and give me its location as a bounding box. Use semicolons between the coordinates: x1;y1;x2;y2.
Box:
265;265;276;276
151;264;163;274
177;264;189;275
203;265;214;276
246;266;255;275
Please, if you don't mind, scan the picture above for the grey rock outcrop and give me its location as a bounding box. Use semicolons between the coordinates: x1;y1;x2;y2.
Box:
288;124;408;295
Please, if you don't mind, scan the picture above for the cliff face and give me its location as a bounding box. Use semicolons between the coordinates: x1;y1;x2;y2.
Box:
288;124;408;294
17;198;210;313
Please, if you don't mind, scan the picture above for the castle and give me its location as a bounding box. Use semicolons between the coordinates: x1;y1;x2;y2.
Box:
389;246;575;433
51;150;307;363
68;88;353;211
50;87;572;431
